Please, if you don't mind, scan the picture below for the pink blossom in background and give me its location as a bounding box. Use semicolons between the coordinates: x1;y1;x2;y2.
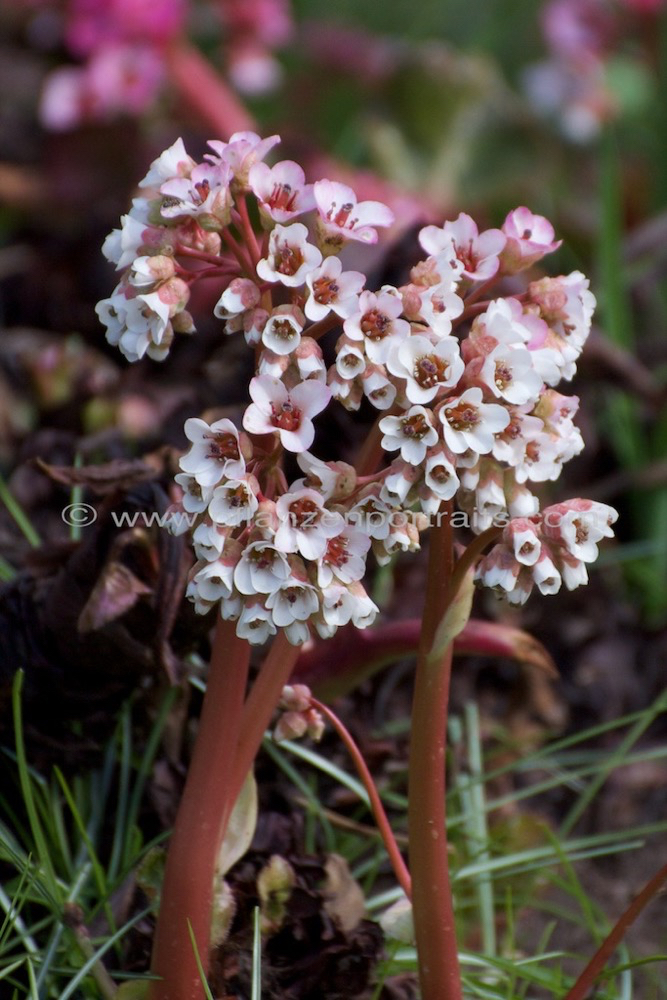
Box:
541;0;616;60
65;0;187;56
36;0;185;129
218;0;294;95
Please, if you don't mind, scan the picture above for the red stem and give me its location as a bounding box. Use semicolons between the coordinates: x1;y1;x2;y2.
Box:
564;859;667;1000
310;697;412;900
166;41;256;138
292;617;556;698
221;228;256;277
407;504;463;1000
229;633;302;804
148;620;250;1000
235;194;262;264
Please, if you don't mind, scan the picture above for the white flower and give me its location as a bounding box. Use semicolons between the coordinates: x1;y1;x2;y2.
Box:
380;406;439;465
440;387;510;455
191;559;236;602
418;282;464;337
336;340;366;379
381;460;419;507
293;452;347;501
248;159;315;223
160;162;233;225
234;541;291;595
192;521;227;561
387;334;463;404
236;601;277;644
313;179;394;251
317;527;371;587
256;223;322;288
174;473;215;514
419;213;506;282
480;344;543;405
541;499;617;562
424;448;459;501
179;417;246;488
532;551;562;595
344;289;410;364
261;307;304;355
362;366;397;410
274;489;345;560
208;476;259;527
243;375;331;452
304;257;365;322
266;580;319;627
214;278;261;320
139;137;195;188
102;198;151;270
348;494;393;539
503;518;542;566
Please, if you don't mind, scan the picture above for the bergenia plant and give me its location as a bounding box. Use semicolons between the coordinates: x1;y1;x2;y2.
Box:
98;131;618;1000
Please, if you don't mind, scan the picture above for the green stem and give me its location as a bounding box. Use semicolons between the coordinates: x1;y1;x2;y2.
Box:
310;697;412;900
148;620;250;1000
407;504;463;1000
0;474;40;548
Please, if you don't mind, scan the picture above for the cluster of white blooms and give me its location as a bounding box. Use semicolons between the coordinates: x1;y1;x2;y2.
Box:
475;499;618;605
98;132;617;642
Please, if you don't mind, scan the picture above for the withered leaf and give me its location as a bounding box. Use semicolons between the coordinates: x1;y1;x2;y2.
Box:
36;457;157;495
78;561;152;633
322;854;366;933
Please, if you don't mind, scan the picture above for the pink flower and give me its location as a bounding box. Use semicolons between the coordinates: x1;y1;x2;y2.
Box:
501;207;562;273
207;132;280;186
243;375;331;452
256;223;323;288
249;160;315;223
420;213;506;282
160;162;233;225
313;180;394;252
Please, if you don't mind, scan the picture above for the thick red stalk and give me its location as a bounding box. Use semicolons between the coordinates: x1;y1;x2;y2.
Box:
230;633;301;804
166;42;255;138
407;506;463;1000
310;697;412;899
148;620;250;1000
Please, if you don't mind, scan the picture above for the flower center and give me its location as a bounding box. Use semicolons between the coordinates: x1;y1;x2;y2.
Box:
268;182;297;212
429;464;451;485
207;433;240;462
572;518;588;544
456;240;478;273
275;244;304;277
414;354;448;388
328;202;355;229
402;413;430;439
445;402;479;431
494;361;513;390
194;178;211;203
313;276;340;305
361;309;390;341
288;497;320;528
271;319;298;344
226;485;249;508
271;400;302;432
323;535;348;567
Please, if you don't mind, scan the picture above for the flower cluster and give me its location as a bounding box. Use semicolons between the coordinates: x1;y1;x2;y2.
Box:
98;132;617;645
